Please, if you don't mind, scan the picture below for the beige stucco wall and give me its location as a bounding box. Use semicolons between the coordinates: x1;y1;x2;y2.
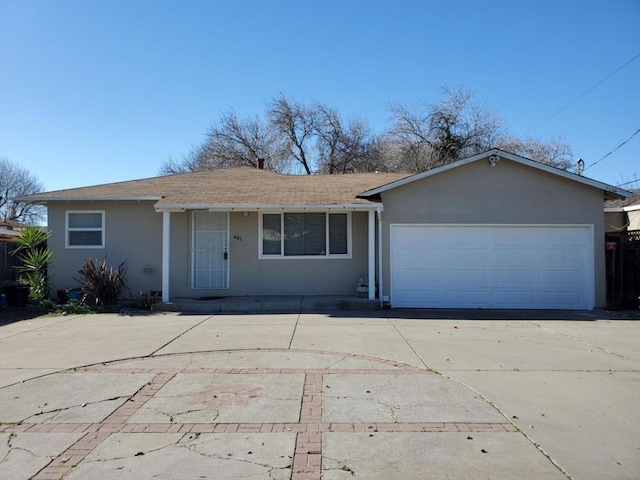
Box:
168;211;369;297
379;159;607;308
605;211;628;232
47;204;369;299
47;201;163;297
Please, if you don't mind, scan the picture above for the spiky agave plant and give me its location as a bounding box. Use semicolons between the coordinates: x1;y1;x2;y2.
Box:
11;226;53;305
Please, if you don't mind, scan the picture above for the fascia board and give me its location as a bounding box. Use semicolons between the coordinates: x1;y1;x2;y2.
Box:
14;196;162;202
154;203;381;212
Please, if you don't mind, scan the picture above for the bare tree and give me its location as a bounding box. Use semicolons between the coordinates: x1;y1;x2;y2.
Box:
267;94;318;174
0;157;45;224
387;86;572;172
163;88;574;176
160;111;287;175
315;104;380;173
497;135;573;169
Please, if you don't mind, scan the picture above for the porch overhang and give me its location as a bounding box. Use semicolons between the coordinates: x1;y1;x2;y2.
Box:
154;203;381;212
157;203;384;304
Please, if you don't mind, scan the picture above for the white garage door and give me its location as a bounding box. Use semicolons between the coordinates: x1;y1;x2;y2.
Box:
390;225;594;309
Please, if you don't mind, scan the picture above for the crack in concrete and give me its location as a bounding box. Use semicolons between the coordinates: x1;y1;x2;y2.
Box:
82;433;189;464
372;376;401;422
1;433;47;465
322;456;358;476
325;353;351;370
528;322;632;361
18;395;130;424
182;439;292;477
152;406;220;423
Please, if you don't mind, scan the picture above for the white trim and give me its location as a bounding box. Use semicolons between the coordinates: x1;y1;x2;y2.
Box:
359;149;634;199
258;211;353;260
161;211;171;303
18;196;161;202
65;210;105;249
624;204;640;212
368;210;375;300
156;203;379;212
377;207;383;306
389;223;595;310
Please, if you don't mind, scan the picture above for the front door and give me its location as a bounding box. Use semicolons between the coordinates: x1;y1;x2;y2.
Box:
192;211;229;289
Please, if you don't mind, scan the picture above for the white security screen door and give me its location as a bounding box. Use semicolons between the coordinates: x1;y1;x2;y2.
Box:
192;212;229;289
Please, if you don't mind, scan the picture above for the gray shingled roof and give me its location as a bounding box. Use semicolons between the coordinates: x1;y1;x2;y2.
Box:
20;167;410;206
605;190;640;209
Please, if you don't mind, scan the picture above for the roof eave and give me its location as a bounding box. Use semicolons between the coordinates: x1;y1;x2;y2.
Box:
14;196;163;203
154;203;382;212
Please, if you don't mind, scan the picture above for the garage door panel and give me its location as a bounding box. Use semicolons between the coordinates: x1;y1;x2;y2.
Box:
491;247;535;267
391;225;593;310
493;291;536;306
444;248;488;267
444;268;488;284
537;248;583;264
492;269;535;289
539;291;582;307
444;290;491;306
394;272;442;290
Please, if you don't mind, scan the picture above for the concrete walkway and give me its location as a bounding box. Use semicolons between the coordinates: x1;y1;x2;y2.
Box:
0;310;638;479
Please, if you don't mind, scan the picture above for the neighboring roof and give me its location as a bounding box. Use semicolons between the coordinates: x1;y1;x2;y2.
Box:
0;219;25;242
605;190;640;211
358;149;634;201
18;167;410;209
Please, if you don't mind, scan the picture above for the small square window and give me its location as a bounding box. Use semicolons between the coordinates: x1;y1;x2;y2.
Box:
66;211;104;248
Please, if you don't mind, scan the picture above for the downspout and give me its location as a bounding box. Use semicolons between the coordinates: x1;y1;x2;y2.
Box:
377;206;384;308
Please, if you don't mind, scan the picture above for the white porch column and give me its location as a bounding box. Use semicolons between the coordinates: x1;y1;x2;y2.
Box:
377;207;383;307
162;210;171;303
368;209;375;300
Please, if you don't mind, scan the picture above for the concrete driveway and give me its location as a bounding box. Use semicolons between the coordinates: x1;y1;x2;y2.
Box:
0;310;638;479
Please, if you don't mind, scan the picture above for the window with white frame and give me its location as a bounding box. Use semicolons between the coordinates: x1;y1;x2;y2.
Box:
66;211;105;248
260;212;350;258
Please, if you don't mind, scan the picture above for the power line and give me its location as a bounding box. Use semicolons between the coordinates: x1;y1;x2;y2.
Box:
522;51;640;137
616;178;639;187
584;127;640;171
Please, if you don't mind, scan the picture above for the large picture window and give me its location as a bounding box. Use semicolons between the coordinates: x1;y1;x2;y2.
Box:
260;212;351;258
66;210;105;248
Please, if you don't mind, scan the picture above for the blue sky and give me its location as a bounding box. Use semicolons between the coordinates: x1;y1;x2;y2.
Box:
1;0;639;192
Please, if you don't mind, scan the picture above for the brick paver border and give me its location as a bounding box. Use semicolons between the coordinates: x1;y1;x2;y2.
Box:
0;350;517;480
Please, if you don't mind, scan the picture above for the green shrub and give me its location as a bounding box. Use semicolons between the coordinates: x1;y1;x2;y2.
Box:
60;300;95;315
74;258;129;306
11;226;52;305
132;291;160;311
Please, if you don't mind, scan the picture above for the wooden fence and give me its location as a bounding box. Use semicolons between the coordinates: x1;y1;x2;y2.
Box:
0;242;19;283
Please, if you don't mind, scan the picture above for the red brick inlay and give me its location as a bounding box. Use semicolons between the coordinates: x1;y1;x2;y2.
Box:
2;351;519;480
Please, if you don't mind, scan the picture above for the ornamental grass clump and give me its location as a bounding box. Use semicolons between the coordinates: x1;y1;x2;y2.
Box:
75;257;129;306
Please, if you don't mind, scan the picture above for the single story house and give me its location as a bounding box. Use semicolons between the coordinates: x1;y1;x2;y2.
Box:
19;149;633;310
